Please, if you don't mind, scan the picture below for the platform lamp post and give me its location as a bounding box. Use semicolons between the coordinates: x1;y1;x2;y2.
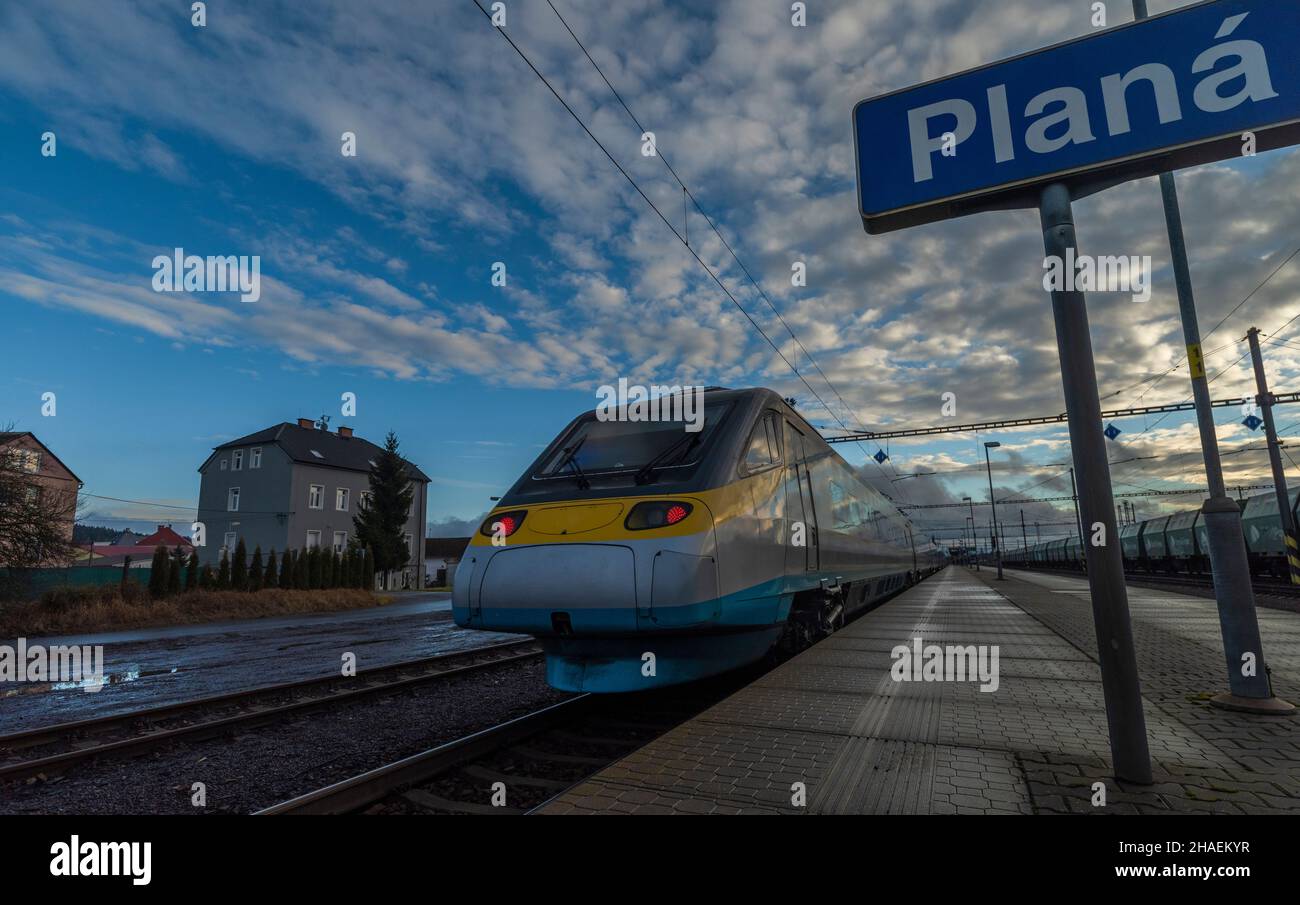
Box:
964;496;979;571
984;442;1004;579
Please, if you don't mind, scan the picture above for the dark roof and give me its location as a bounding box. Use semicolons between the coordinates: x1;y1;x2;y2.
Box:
208;423;430;482
425;537;471;558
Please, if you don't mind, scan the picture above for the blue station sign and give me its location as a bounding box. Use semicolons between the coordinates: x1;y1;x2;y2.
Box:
853;0;1300;233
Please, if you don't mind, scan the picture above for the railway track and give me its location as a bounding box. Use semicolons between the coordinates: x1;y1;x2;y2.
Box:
256;669;758;815
0;639;543;783
258;571;945;816
1008;563;1300;601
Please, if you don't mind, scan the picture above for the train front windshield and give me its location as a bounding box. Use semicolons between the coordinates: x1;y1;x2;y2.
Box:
535;401;731;477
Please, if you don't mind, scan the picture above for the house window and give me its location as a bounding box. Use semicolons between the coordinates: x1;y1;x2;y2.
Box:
309;484;324;509
333;531;347;554
306;530;321;549
360;491;373;511
251;448;262;469
223;531;237;553
227;487;240;512
7;449;40;473
405;533;414;558
220;458;227;471
232;449;243;471
336;488;349;511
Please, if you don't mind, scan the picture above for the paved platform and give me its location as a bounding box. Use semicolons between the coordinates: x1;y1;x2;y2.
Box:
538;567;1300;814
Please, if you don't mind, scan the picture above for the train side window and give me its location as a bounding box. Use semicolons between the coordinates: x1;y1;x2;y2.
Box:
743;413;782;472
763;414;783;464
783;420;805;465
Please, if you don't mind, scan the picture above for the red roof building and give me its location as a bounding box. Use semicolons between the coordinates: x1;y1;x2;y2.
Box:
135;525;193;549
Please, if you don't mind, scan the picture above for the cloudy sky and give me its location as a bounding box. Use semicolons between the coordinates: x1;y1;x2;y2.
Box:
1;0;1297;544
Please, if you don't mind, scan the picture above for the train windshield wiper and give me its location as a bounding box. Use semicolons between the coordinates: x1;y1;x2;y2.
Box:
634;432;700;485
555;435;591;489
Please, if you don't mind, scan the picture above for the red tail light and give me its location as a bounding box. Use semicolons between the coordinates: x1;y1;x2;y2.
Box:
625;501;694;530
480;510;527;538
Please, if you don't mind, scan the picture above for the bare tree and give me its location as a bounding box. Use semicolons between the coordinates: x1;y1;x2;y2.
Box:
0;428;81;592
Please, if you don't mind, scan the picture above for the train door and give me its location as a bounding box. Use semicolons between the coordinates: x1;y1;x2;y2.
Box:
784;420;820;572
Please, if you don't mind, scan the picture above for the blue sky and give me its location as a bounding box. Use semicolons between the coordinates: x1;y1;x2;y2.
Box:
2;0;1298;544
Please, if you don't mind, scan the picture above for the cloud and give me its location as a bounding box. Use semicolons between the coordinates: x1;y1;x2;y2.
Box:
2;0;1298;530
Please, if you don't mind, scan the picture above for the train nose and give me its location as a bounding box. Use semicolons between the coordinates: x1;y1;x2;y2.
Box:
469;543;639;634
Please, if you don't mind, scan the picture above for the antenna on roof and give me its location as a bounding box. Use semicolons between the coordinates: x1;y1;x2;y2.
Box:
316;414;330;430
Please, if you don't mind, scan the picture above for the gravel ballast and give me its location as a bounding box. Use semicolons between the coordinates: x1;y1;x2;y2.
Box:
1;657;569;815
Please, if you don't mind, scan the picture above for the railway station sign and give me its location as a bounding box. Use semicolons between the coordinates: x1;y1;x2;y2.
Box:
853;0;1300;233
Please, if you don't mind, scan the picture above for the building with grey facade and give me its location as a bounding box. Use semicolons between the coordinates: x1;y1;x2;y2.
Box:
196;419;430;589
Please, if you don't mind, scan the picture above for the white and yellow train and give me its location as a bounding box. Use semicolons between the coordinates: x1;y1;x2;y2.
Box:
452;387;945;691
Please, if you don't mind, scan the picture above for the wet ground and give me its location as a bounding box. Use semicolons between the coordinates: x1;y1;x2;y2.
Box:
0;592;524;733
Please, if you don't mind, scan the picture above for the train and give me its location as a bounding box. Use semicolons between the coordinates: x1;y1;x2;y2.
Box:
452;387;946;692
1017;490;1299;578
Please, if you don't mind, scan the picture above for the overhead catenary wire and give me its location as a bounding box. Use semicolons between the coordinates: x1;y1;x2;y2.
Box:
470;0;911;500
537;0;908;493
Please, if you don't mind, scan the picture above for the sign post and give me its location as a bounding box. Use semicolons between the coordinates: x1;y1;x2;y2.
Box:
853;0;1300;776
1040;182;1150;782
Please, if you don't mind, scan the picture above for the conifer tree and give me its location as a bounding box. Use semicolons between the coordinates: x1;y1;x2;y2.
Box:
249;546;264;591
294;549;308;589
309;546;323;589
263;548;278;589
280;549;293;589
167;545;183;595
362;546;376;590
148;545;169;598
353;432;415;591
185;550;199;591
231;538;248;591
217;549;231;589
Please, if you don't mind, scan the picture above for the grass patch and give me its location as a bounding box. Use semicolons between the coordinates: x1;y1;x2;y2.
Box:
0;583;392;638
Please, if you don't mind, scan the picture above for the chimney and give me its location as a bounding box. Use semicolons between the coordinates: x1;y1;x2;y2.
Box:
338;426;353;438
297;418;314;429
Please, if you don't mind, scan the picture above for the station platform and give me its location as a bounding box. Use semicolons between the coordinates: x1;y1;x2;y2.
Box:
538;567;1300;814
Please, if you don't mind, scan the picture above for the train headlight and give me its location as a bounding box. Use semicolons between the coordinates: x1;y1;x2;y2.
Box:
480;510;527;538
625;501;693;530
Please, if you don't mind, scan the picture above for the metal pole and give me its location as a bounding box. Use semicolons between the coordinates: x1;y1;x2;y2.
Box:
1068;468;1084;546
1247;327;1300;585
1040;181;1152;782
1021;508;1028;561
1130;0;1284;712
985;444;1003;579
967;498;979;570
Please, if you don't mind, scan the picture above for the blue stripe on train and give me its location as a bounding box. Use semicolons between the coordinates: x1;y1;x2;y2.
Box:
455;568;911;691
